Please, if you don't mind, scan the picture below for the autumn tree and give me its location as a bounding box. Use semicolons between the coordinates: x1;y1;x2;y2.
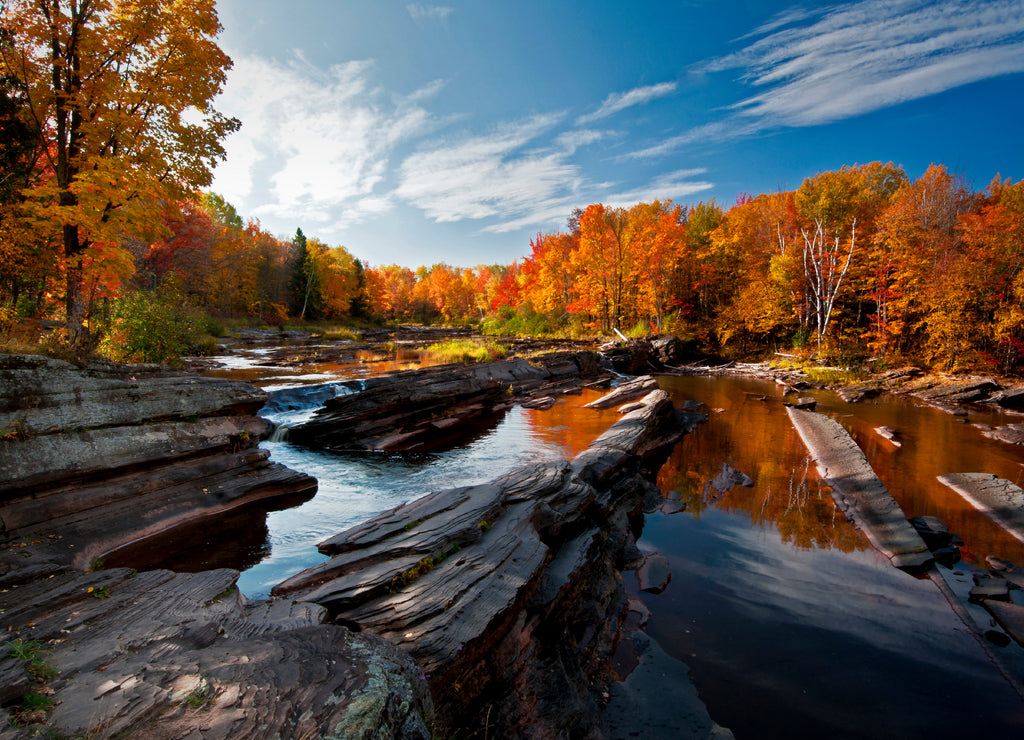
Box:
873;165;976;362
0;42;53;317
0;0;238;345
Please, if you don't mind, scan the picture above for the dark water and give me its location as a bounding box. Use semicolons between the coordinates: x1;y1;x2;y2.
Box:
639;374;1024;738
107;360;1024;737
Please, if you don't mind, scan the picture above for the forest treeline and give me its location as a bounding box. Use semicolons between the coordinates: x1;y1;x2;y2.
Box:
1;5;1021;371
4;159;1023;372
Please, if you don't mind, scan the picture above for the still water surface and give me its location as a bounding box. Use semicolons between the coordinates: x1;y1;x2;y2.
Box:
108;355;1024;737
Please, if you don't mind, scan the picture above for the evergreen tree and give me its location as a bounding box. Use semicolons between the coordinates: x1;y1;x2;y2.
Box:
349;258;369;318
288;228;323;320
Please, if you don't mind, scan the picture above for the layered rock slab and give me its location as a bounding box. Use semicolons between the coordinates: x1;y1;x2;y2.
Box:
288;353;605;452
786;408;932;571
277;389;706;737
0;567;431;739
0;354;316;583
937;473;1024;544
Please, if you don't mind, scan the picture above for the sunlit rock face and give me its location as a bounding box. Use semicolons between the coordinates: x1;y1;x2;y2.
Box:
0;354;316;581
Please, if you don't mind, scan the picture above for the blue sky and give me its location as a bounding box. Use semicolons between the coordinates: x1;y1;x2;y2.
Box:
211;0;1024;268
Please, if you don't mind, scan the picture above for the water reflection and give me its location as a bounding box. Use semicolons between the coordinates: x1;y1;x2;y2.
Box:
636;511;1024;739
655;374;1024;566
638;374;1024;738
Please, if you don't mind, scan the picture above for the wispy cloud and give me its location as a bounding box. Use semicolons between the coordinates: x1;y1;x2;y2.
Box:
576;81;678;126
212;54;438;231
407;4;453;23
395;114;583;224
603;169;715;208
631;0;1024;156
555;128;615;155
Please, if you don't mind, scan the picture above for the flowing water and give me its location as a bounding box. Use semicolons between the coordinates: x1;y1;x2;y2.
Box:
107;350;1024;737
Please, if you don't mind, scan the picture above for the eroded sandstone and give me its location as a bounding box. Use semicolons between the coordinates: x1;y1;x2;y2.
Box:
0;355;316;582
277;389;707;737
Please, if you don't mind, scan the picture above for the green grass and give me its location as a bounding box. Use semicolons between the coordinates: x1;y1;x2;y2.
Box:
6;638;45;662
184;678;214;709
803;367;868;385
20;689;54;714
625;321;652;338
424;339;508;364
320;327;362;341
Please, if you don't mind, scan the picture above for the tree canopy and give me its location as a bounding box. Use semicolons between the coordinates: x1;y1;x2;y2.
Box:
0;0;238;344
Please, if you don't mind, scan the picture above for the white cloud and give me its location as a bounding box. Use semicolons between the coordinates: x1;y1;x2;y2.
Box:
632;0;1024;156
603;169;715;208
555;128;614;154
576;82;678;125
212;54;438;230
407;4;453;23
395;114;585;224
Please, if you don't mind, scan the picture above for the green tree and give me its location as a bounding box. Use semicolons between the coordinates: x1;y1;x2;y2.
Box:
288;228;323;320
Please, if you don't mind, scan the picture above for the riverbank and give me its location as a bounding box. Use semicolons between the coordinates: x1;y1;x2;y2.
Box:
0;346;720;738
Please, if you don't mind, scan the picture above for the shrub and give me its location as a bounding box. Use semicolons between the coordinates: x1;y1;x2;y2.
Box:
425;339;508;363
97;280;209;364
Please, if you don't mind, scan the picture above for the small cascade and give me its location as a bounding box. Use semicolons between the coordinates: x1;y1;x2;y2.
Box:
259;380;357;432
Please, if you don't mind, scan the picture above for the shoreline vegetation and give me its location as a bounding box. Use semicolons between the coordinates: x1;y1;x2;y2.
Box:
2;164;1023;377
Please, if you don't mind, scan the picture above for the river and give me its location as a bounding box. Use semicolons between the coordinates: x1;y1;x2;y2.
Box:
107;347;1024;738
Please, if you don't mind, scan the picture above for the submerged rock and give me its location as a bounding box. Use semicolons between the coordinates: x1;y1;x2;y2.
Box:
909;516;955;550
601;631;734;740
636;553;672;594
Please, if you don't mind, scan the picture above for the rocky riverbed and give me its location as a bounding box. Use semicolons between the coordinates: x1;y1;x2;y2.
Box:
0;345;725;739
5;337;1024;738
